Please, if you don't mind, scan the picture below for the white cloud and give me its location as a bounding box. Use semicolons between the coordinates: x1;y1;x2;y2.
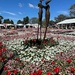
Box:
3;11;16;16
18;12;22;15
29;3;34;8
28;3;38;9
57;10;69;15
18;3;23;8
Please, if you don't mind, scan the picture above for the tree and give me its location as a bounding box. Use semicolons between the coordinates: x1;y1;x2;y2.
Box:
0;15;3;24
29;17;38;24
17;20;23;24
23;16;29;24
3;19;11;24
69;4;75;17
49;20;55;26
10;20;14;24
54;14;68;23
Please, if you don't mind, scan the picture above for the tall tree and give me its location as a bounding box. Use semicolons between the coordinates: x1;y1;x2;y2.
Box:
29;17;38;24
0;15;3;24
3;19;11;24
17;20;23;24
10;20;14;24
54;14;68;23
23;16;29;24
69;4;75;17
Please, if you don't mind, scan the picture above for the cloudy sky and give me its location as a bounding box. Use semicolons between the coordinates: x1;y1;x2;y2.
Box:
0;0;74;23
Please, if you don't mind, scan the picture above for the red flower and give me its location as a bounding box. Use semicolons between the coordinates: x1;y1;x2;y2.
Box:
7;71;11;75
33;72;37;75
20;62;23;66
0;57;2;61
70;67;75;73
37;69;42;75
2;57;6;61
57;36;60;40
51;61;55;65
50;37;55;42
15;57;20;61
41;58;45;62
0;52;2;56
14;69;18;74
54;67;60;74
60;52;63;56
0;49;2;56
47;72;52;75
4;66;8;70
67;59;72;63
2;48;7;52
44;40;47;43
0;42;3;46
10;53;13;57
30;72;33;75
33;39;36;43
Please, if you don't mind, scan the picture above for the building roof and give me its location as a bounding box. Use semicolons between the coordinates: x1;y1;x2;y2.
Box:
6;24;15;26
16;24;24;26
56;18;75;25
0;24;4;26
25;23;40;28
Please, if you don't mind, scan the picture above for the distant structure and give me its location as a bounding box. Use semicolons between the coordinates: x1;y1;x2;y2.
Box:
56;18;75;29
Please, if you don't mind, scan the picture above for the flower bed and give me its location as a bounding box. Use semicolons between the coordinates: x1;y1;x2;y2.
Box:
3;37;75;64
0;29;75;75
0;39;75;75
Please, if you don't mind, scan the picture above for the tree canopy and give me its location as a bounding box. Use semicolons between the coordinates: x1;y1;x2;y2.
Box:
3;19;14;24
29;17;38;24
23;16;29;24
0;15;3;24
54;14;68;23
17;20;23;24
69;4;75;17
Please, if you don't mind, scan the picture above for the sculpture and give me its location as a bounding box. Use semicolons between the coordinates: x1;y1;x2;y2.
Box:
38;0;44;40
38;0;52;41
43;0;51;40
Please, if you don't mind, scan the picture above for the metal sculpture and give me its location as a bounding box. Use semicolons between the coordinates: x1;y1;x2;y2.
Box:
43;0;51;40
38;0;44;40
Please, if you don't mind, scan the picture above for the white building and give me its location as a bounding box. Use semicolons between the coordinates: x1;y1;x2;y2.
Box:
56;18;75;29
0;24;6;29
6;24;15;29
25;23;40;28
16;24;24;28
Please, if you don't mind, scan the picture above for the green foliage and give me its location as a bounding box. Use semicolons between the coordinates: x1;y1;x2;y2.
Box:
29;17;38;24
49;20;55;26
10;20;14;24
3;19;14;24
21;38;59;49
23;16;29;24
54;14;68;23
17;20;22;24
0;15;3;24
69;4;75;17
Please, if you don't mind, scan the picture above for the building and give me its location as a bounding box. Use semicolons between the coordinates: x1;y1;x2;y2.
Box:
56;18;75;29
16;24;24;28
24;23;40;28
0;24;15;29
0;24;6;29
6;24;15;29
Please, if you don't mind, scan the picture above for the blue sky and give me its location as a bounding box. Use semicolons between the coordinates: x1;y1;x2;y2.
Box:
0;0;74;23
